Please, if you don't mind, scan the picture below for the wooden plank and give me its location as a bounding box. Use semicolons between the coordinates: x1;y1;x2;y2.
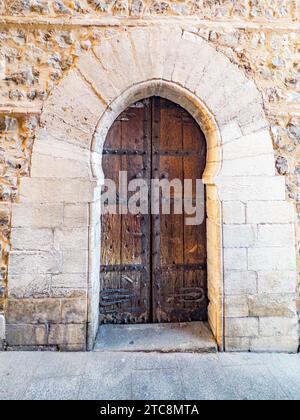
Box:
100;99;152;324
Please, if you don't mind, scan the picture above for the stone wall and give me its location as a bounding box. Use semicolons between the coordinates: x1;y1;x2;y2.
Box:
0;1;299;349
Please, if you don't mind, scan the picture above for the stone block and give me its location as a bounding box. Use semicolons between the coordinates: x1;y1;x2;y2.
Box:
225;295;249;318
247;201;295;224
248;247;296;271
6;324;47;347
220;154;275;177
48;324;86;346
11;228;54;251
63;203;89;228
54;228;88;250
223;201;245;224
257;271;296;294
222;129;274;159
259;317;298;338
9;251;62;275
51;273;87;289
76;51;119;103
256;224;295;247
225;337;251;352
224;271;257;296
172;35;205;87
6;298;61;324
19;178;97;204
12;203;64;228
61;299;87;323
225;317;259;338
41;70;103;146
223;225;256;248
62;249;88;273
216;176;286;202
250;336;298;353
8;274;52;299
224;248;247;270
31;152;91;179
33;131;91;161
248;294;297;318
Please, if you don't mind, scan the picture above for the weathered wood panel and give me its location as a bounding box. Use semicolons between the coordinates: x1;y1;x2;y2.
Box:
100;97;207;324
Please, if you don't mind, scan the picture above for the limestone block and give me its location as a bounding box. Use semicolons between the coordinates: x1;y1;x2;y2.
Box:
148;26;173;80
62;249;88;274
19;178;97;204
224;271;257;296
223;201;245;224
48;324;86;346
0;314;5;341
6;324;47;347
257;271;296;294
32;131;91;162
224;248;247;270
8;274;52;299
225;295;249;318
9;251;62;275
225;317;259;338
76;51;119;103
6;298;61;324
12;203;64;228
41;70;103;147
216;176;286;202
220;154;275;177
31;152;91;179
223;129;273;158
115;32;146;84
248;294;297;318
61;298;87;323
172;34;205;87
162;29;184;81
63;203;89;228
248;247;296;271
11;228;54;251
247;201;295;224
256;224;295;247
225;337;251;352
259;317;298;338
219;121;243;144
54;228;89;250
130;30;155;82
250;336;298;353
93;41;127;93
223;225;256;248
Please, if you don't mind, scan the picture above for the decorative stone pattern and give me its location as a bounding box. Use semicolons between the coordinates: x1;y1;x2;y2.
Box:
0;3;299;351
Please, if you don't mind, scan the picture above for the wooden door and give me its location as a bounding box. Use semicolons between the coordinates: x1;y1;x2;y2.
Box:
100;97;207;324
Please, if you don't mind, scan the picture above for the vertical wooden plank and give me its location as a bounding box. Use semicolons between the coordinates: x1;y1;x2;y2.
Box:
100;100;152;324
153;98;208;323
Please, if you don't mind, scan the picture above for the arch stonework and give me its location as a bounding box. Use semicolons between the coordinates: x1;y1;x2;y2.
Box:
6;27;298;352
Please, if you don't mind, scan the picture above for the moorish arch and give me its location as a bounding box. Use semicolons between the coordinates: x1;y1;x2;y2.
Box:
6;27;298;352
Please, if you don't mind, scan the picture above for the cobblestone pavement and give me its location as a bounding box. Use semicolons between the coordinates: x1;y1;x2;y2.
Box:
0;352;299;400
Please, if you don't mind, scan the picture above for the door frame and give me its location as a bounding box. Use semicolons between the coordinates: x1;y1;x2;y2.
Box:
92;81;224;350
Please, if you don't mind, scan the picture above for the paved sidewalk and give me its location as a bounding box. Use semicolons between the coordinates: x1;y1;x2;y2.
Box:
0;351;299;400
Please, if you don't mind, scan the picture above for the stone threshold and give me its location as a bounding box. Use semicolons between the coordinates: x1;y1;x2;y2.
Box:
94;321;217;353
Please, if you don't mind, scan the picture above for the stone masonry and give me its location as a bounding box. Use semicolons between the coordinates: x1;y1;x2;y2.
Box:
0;1;299;352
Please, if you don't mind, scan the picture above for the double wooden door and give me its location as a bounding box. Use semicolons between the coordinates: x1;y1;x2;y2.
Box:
100;97;207;324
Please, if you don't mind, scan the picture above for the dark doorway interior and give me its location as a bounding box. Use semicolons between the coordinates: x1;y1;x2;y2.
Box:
100;97;208;324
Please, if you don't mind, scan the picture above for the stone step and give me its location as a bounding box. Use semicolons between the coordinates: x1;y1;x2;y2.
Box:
94;322;217;353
